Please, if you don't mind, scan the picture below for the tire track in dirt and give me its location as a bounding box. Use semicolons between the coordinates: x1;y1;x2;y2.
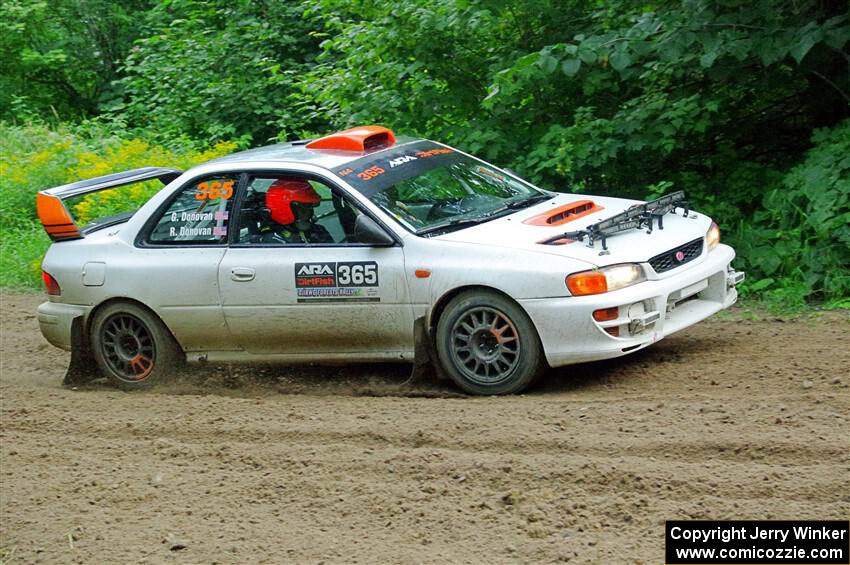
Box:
3;411;847;467
1;290;848;564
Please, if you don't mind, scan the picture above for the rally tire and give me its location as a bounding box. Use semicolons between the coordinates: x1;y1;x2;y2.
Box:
90;302;182;390
435;290;545;395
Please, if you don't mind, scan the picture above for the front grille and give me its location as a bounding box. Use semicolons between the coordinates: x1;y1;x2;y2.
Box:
648;238;703;273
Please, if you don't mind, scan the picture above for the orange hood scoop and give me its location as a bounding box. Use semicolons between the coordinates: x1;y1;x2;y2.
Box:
522;199;603;227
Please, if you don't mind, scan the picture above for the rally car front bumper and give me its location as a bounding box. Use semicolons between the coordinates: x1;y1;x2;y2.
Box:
520;244;741;368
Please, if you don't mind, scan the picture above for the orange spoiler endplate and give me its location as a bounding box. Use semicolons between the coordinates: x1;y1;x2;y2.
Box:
36;167;181;241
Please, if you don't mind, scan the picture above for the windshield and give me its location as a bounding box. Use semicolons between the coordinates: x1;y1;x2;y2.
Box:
332;141;547;234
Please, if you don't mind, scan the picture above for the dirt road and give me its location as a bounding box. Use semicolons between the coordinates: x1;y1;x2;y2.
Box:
1;290;848;564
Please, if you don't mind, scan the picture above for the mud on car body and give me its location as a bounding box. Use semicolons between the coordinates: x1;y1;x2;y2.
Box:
36;126;744;395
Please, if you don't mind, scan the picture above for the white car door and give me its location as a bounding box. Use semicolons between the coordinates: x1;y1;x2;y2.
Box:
217;173;414;358
134;172;239;353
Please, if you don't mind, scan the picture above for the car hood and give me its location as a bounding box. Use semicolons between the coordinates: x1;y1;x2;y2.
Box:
432;193;712;267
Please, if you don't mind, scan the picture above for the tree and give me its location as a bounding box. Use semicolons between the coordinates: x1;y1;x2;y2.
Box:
0;0;151;120
117;0;324;144
302;0;850;300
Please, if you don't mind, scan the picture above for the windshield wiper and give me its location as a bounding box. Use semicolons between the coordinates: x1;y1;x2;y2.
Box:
417;217;488;236
506;193;553;209
416;194;553;236
480;193;554;219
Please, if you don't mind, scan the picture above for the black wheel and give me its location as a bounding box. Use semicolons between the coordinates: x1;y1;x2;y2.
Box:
435;290;545;395
90;302;182;390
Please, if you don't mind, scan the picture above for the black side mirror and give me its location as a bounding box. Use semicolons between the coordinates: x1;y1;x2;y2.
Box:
354;215;395;246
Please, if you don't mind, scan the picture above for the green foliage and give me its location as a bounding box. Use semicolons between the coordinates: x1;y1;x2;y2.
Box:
302;1;505;142
0;0;150;120
0;0;848;306
116;0;323;145
733;120;850;302
305;0;849;194
0;120;235;287
302;0;849;302
0;226;52;288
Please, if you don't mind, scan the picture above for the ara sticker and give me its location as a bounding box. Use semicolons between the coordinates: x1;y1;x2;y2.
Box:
332;140;461;197
295;261;380;303
387;155;417;168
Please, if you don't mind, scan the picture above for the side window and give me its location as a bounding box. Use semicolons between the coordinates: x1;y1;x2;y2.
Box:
236;175;361;245
148;175;237;244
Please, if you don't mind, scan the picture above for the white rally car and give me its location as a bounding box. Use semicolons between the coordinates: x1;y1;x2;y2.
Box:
37;126;743;395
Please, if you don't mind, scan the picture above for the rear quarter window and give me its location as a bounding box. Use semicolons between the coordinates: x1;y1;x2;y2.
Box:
147;175;237;244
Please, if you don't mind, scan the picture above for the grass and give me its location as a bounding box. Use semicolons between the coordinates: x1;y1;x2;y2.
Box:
0;224;51;288
0;120;236;288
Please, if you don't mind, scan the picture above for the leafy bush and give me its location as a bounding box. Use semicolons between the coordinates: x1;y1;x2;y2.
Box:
116;0;323;145
0;0;148;120
1;0;848;310
0;120;235;287
732;120;850;305
299;0;849;306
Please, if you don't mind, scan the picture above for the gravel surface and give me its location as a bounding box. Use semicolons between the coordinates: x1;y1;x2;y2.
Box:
1;290;848;564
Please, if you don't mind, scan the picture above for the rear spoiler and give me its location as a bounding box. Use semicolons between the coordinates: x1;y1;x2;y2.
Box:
36;167;182;241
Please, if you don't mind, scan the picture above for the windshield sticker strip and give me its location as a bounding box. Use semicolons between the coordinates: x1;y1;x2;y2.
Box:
331;140;461;197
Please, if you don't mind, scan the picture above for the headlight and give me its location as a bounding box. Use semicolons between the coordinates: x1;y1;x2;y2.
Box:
566;264;646;296
706;221;720;250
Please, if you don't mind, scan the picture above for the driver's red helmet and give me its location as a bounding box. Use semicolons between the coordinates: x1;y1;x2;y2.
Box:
265;178;320;225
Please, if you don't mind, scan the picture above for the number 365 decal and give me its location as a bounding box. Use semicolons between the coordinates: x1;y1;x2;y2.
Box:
195;180;235;200
337;262;378;286
295;262;379;288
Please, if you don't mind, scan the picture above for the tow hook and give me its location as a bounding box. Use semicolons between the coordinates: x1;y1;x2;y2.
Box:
727;270;745;287
629;310;660;335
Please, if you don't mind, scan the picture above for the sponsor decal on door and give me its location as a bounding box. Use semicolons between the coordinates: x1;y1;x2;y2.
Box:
294;262;380;303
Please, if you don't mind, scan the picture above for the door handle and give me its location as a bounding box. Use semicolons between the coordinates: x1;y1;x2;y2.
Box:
230;267;255;282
